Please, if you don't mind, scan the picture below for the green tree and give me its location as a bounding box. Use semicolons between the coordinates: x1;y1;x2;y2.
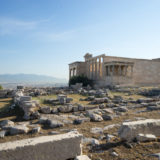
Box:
69;75;93;87
0;85;3;90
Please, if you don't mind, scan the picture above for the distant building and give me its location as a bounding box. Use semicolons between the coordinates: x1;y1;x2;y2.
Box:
69;53;160;86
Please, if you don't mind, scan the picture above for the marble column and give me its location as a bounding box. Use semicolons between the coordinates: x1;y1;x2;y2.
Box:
95;59;97;79
91;60;93;79
72;69;74;77
124;66;127;76
93;60;95;79
88;61;90;78
110;65;113;76
118;66;122;76
90;62;92;79
101;57;104;78
74;68;77;76
131;66;133;77
107;66;110;76
99;57;101;78
112;65;115;76
69;69;72;79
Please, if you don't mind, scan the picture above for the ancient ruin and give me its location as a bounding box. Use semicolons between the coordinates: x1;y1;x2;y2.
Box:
69;53;160;86
0;84;160;159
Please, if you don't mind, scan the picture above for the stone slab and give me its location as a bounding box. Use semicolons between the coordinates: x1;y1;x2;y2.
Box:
118;119;160;141
0;131;82;160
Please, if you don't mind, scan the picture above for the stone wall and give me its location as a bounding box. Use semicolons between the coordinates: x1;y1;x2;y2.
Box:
69;62;86;79
0;131;82;160
77;62;86;76
103;56;160;85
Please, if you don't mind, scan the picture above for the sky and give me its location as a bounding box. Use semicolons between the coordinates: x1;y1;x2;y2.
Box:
0;0;160;79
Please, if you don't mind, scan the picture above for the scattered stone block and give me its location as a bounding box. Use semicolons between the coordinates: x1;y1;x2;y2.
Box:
51;108;58;114
48;131;60;135
147;105;160;111
114;106;128;112
0;120;14;129
31;127;41;134
103;124;120;131
82;137;99;146
0;131;7;138
74;117;90;125
19;96;32;102
40;106;51;114
102;108;114;114
78;104;85;111
57;94;67;104
90;127;103;134
118;119;160;141
136;133;156;142
75;155;91;160
9;125;29;135
137;98;153;103
73;106;79;112
106;134;115;142
99;104;106;109
58;105;73;113
0;90;7;98
110;151;119;157
47;119;64;128
90;113;103;122
149;153;160;159
66;97;73;103
0;131;83;160
102;114;114;120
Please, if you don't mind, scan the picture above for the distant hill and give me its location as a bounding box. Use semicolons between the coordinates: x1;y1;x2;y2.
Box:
0;74;67;84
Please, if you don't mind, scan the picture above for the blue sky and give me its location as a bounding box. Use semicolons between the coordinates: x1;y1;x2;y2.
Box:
0;0;160;79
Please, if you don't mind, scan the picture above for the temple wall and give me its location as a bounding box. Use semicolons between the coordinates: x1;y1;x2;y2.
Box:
69;62;86;78
77;63;86;76
104;56;160;85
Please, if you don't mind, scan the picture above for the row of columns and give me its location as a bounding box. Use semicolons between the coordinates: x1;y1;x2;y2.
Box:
69;68;77;79
87;56;104;80
106;65;133;77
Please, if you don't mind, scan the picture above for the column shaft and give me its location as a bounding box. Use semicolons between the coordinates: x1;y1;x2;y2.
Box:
99;57;101;78
118;66;121;76
95;59;97;79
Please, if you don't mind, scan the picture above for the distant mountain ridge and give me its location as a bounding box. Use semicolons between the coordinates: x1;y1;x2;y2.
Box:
0;74;67;84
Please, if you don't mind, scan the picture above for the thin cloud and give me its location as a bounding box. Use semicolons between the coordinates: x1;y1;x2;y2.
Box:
0;17;49;35
32;29;77;42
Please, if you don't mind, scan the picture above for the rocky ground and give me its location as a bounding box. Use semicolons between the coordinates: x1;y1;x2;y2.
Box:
0;86;160;160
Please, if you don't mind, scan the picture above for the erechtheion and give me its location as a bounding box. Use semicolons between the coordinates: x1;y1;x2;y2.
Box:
69;53;160;86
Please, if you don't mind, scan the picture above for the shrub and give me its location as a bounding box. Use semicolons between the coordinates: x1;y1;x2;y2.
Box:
69;75;93;87
0;85;3;90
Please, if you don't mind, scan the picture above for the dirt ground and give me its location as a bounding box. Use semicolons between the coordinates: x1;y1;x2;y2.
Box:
0;91;160;160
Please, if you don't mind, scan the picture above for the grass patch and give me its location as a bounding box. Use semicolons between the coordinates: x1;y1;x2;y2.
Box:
32;94;57;106
0;98;16;120
32;94;89;106
67;94;88;105
110;91;145;100
0;98;12;113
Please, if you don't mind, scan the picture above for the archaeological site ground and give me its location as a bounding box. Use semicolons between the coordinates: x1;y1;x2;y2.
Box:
0;85;160;160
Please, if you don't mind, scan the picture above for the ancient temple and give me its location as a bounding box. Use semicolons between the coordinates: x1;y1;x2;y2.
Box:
69;53;160;86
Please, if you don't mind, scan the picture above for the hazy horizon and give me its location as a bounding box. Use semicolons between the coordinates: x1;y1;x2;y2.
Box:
0;0;160;79
0;73;67;80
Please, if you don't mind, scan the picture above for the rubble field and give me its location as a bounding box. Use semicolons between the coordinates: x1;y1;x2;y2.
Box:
0;86;160;160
